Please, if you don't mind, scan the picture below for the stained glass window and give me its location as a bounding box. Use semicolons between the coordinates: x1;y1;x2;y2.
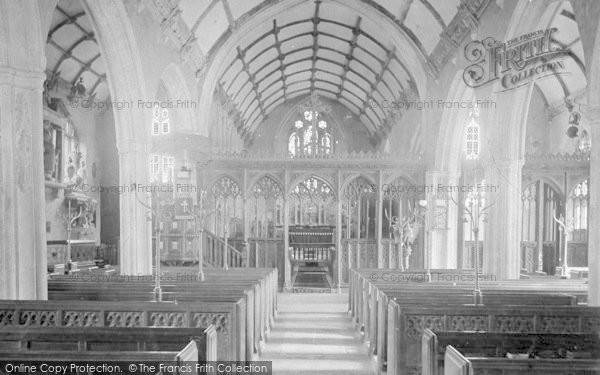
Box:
465;107;480;160
289;111;333;157
152;104;170;135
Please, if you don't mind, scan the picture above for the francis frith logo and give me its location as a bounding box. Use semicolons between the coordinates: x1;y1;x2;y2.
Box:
463;28;571;91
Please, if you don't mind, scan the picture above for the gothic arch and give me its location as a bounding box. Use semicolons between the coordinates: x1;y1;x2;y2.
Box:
585;0;600;305
80;0;149;147
287;174;336;200
159;63;197;133
522;177;565;201
209;174;243;198
435;72;475;173
247;174;284;198
340;174;377;194
383;173;419;187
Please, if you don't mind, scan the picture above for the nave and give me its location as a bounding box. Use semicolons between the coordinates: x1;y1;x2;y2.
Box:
259;293;377;375
0;264;598;374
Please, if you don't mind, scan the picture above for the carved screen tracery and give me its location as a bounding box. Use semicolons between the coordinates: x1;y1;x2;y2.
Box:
249;176;284;238
567;178;589;267
568;179;588;238
209;176;243;238
519;180;562;274
343;177;377;239
381;177;419;239
289;177;335;225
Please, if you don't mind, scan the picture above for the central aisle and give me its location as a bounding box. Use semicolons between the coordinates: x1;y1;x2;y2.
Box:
259;293;377;375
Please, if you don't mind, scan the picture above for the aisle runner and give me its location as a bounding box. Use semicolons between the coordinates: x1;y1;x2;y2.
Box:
292;273;332;293
259;293;377;374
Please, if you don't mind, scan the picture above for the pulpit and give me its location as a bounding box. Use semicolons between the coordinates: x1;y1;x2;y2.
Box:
288;226;335;290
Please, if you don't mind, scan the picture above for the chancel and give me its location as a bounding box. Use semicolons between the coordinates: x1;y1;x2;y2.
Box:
1;0;600;374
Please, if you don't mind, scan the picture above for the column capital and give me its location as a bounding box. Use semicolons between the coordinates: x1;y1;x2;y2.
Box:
118;139;149;155
0;66;45;89
426;170;462;180
481;158;524;171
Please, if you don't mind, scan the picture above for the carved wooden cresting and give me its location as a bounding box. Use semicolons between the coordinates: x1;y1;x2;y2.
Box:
0;302;235;361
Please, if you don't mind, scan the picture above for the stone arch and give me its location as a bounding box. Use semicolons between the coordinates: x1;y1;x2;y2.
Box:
78;1;151;275
435;72;475;174
585;0;600;306
0;0;47;299
159;63;197;133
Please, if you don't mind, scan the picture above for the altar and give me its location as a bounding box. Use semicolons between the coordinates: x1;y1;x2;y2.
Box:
288;226;336;291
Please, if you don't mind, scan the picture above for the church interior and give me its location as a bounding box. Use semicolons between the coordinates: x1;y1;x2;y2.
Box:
1;0;600;373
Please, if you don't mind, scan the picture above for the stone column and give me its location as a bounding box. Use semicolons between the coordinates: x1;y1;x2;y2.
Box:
283;170;291;291
583;108;600;305
375;171;384;268
0;67;48;299
426;171;459;269
483;159;523;280
118;140;153;275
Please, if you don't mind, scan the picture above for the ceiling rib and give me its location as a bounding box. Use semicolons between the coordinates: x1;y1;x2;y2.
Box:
237;46;266;121
419;0;447;29
49;39;103;80
71;53;101;85
310;1;322;93
339;17;362;100
215;1;423;140
273;20;287;101
48;10;85;39
54;7;89;36
361;48;395;134
47;4;108;97
191;0;221;33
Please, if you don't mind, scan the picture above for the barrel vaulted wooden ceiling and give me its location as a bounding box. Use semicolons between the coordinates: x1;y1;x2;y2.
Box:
179;0;467;138
45;0;109;100
535;1;586;107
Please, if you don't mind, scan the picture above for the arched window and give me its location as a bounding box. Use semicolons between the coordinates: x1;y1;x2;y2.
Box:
288;111;333;157
149;154;160;182
149;154;174;184
152;104;170;135
465;107;480;160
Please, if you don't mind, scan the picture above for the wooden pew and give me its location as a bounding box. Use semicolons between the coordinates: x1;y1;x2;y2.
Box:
0;325;217;359
0;300;240;361
422;329;600;375
51;267;278;331
370;290;577;374
0;326;217;375
386;303;600;375
444;344;600;375
48;267;278;359
48;284;259;360
350;268;587;322
349;268;584;363
367;286;576;362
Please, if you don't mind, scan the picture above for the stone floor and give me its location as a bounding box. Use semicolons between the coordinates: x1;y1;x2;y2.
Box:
259;293;377;375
